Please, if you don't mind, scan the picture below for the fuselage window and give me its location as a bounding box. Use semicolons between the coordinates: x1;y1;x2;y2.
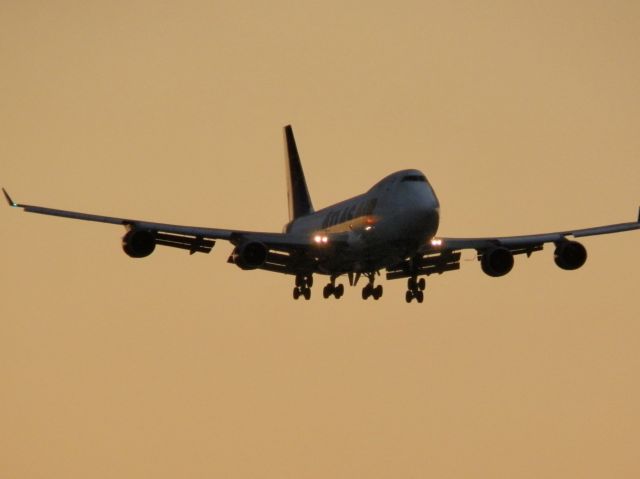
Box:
401;175;427;182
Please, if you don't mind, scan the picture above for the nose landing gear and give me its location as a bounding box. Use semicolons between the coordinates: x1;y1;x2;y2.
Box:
405;276;425;303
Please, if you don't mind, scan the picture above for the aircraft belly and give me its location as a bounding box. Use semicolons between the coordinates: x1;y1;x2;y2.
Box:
314;235;413;274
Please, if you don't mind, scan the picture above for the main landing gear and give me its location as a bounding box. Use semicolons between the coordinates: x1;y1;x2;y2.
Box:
323;275;344;299
362;273;383;300
405;276;425;303
293;274;313;300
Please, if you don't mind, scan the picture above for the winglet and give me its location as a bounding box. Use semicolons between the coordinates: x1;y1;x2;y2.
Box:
2;188;17;207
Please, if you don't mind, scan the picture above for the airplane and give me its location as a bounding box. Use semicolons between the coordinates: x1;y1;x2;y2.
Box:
3;125;639;303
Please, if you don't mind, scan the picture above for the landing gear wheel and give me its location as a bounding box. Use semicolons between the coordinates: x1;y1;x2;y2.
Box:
362;284;373;300
323;284;333;299
362;272;381;300
294;274;313;301
372;285;383;300
405;275;425;302
323;281;344;299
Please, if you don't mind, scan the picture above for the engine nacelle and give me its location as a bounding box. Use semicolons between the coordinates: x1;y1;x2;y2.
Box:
554;240;587;270
481;247;514;277
122;229;156;258
231;241;268;270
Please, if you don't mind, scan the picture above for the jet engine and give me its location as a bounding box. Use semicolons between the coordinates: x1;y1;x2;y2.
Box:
554;240;587;270
122;229;156;258
231;241;268;270
481;247;514;277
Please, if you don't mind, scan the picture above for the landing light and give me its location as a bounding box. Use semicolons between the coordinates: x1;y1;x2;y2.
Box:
314;234;329;244
431;238;443;247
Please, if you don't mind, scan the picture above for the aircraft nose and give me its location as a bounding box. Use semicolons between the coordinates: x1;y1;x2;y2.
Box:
412;198;440;235
396;202;439;238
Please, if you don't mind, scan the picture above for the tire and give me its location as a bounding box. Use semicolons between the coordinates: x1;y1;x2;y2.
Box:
323;285;331;299
373;285;383;300
362;286;371;300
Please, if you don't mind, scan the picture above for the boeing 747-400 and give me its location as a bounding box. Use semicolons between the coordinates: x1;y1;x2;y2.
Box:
4;125;639;302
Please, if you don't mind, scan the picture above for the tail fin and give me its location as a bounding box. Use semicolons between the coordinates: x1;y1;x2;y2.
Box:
284;125;314;220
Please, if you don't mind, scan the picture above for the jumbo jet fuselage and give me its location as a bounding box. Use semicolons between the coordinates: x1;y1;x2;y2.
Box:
285;169;440;273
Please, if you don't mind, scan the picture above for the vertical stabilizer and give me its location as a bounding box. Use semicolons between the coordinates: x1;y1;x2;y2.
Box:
284;125;314;220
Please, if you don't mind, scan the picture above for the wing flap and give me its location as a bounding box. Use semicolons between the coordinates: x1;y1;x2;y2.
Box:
155;232;215;254
386;251;462;280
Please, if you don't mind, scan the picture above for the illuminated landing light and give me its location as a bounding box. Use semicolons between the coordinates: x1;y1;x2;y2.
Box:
364;226;373;231
314;234;329;244
431;238;443;247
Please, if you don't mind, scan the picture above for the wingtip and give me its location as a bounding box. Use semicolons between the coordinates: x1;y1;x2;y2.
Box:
2;188;17;207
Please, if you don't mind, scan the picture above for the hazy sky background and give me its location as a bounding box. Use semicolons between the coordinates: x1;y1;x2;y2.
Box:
2;1;639;477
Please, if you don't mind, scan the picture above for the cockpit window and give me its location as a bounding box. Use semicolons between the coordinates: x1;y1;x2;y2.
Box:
401;174;427;182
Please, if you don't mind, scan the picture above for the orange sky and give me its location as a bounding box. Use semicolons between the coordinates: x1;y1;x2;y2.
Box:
2;1;639;478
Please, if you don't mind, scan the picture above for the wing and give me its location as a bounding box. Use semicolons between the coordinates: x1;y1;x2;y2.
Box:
387;208;640;281
2;188;320;274
434;211;640;251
